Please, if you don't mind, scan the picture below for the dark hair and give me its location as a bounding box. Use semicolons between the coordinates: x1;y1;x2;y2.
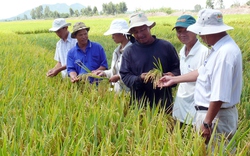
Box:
127;35;135;43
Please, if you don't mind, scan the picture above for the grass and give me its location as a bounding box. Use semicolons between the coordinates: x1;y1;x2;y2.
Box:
0;14;250;155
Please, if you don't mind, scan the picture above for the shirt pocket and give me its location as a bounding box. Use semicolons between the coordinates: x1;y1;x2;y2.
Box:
90;54;101;69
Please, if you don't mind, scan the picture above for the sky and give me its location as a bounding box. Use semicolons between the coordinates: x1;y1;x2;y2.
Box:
0;0;247;19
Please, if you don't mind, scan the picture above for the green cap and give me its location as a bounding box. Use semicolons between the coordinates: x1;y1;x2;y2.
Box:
172;15;196;30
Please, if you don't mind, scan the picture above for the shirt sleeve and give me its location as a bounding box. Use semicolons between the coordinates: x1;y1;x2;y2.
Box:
168;45;180;76
210;54;233;103
66;49;76;75
120;50;144;90
99;46;108;69
104;50;117;78
54;41;60;62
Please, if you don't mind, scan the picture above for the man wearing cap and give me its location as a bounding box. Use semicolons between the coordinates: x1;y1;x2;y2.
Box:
94;19;133;93
120;12;180;112
159;9;242;143
67;22;108;83
172;15;208;127
47;18;77;78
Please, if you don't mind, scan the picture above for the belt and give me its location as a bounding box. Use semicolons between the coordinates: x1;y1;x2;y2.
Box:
195;105;235;111
195;106;208;111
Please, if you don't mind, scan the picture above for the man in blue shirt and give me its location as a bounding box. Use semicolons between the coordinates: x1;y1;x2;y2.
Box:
67;22;108;83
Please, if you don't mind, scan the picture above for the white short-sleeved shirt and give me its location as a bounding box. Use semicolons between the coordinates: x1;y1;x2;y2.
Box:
173;40;209;124
54;32;77;78
195;35;242;108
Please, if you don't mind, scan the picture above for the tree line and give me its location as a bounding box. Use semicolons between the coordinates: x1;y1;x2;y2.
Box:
13;0;250;21
30;2;127;19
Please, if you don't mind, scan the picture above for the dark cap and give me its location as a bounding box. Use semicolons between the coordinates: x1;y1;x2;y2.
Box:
172;15;196;30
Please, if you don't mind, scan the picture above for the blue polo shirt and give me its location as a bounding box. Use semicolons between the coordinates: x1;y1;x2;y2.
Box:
67;40;108;75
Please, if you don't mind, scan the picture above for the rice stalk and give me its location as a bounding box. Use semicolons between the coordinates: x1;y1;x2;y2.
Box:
144;57;163;89
75;61;109;83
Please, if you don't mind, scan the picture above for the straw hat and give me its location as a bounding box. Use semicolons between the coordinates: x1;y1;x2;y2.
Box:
128;12;155;33
49;18;71;32
104;19;130;35
187;9;233;35
71;22;90;38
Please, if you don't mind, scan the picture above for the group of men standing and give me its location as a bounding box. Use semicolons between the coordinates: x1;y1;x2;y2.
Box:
46;9;243;145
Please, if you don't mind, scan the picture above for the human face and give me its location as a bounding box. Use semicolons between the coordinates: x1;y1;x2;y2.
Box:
75;29;89;46
200;35;213;47
130;25;153;44
55;27;67;39
176;27;197;45
112;33;125;44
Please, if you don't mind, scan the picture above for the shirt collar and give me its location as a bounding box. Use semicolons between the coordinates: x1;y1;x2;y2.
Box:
60;32;73;43
211;34;230;52
118;41;132;53
76;40;91;50
180;39;203;57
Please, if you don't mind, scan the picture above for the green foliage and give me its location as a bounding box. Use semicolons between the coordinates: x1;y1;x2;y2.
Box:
206;0;214;9
102;1;128;15
0;14;250;155
81;6;94;16
231;2;241;8
145;7;174;14
247;0;250;6
194;4;202;12
217;0;225;9
69;8;74;16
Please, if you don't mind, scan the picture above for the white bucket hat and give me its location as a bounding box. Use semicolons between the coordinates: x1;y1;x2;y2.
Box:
128;12;156;33
104;19;130;35
49;18;71;32
187;9;233;35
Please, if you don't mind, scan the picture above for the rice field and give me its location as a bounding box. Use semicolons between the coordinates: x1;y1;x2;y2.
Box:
0;14;250;155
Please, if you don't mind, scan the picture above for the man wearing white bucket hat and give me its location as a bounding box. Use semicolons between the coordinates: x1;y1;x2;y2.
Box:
47;18;77;78
120;12;180;113
94;19;133;93
158;9;243;143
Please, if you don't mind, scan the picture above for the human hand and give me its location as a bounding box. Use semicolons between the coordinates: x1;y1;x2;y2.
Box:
157;75;175;88
201;124;212;144
140;73;147;81
92;70;105;76
70;75;80;83
46;69;58;77
109;75;120;82
69;72;80;83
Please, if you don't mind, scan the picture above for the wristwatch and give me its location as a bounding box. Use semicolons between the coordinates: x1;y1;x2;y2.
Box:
203;122;212;129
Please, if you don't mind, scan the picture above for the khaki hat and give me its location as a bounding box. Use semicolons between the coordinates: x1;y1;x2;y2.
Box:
71;22;90;38
128;12;156;33
49;18;71;32
187;9;233;35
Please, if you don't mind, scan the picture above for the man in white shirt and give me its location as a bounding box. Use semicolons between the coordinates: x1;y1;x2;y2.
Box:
47;18;77;78
159;9;242;144
172;15;208;127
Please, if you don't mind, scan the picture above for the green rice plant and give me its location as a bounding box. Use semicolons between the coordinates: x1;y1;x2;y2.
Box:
0;14;250;155
75;60;109;83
